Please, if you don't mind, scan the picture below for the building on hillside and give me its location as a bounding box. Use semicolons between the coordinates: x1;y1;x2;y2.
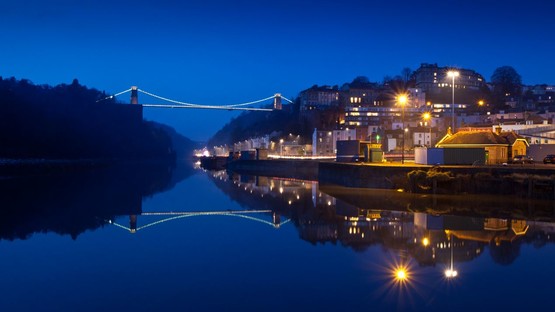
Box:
411;126;437;147
312;128;370;156
383;128;405;152
407;88;427;108
299;85;339;111
339;82;381;107
492;112;548;127
312;130;334;156
413;63;486;94
435;127;529;164
523;84;555;108
233;135;270;152
488;113;555;145
344;106;426;128
458;113;491;129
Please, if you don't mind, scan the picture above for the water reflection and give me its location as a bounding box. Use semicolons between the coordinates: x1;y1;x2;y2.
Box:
106;210;288;233
3;165;555;310
0;162;193;240
205;170;555;273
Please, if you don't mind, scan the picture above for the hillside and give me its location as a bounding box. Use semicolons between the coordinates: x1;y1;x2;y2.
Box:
207;102;339;146
0;77;192;161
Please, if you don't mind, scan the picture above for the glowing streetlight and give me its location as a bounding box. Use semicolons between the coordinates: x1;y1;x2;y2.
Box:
397;94;408;164
423;112;432;147
447;70;459;133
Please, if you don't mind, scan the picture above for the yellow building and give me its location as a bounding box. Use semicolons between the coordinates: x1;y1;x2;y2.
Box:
435;127;529;165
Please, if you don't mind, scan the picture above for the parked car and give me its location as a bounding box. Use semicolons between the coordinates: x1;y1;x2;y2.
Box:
512;155;534;164
543;154;555;164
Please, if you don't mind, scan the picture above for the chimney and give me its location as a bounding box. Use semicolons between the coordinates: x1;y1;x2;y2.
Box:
495;125;502;135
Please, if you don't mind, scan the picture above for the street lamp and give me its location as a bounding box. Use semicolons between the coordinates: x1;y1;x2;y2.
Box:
447;70;459;133
397;94;408;164
423;112;432;147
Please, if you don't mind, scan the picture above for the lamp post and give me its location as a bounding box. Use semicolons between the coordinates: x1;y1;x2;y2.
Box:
398;95;408;164
447;70;459;133
423;112;431;147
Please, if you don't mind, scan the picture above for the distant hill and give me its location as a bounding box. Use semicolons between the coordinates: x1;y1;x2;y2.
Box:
151;122;201;160
0;77;193;161
207;102;337;146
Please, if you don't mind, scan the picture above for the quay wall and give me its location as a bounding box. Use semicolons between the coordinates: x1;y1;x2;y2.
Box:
319;163;555;187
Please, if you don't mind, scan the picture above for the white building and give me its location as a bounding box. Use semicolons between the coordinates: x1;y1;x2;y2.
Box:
312;128;369;156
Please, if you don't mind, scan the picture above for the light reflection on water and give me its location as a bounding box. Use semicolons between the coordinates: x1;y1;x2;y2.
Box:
1;165;555;311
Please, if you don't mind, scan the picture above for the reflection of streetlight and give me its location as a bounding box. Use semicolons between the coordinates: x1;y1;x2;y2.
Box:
397;94;408;164
447;70;459;132
395;269;407;281
444;233;458;279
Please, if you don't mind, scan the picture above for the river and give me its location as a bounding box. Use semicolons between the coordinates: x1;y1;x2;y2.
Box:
1;161;554;311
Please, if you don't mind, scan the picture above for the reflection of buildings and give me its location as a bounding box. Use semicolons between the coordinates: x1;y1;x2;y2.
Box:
207;170;555;267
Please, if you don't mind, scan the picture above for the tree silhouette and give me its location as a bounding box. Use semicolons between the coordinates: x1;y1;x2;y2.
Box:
491;66;522;108
0;77;178;161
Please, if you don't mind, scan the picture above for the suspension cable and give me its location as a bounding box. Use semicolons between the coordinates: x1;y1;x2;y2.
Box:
95;88;133;102
138;88;275;108
280;95;294;104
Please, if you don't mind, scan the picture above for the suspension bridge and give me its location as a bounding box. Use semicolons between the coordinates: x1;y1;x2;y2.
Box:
106;209;291;234
97;86;294;112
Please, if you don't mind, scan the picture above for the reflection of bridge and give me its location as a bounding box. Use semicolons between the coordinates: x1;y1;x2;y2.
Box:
98;87;294;111
107;210;290;233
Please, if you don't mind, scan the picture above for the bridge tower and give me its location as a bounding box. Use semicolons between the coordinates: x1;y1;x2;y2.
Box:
129;215;137;234
273;93;282;110
130;86;139;104
272;212;281;228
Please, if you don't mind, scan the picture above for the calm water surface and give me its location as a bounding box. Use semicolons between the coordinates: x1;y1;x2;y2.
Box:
1;162;555;311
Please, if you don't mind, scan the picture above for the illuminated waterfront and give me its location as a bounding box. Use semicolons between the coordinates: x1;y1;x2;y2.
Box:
1;163;554;311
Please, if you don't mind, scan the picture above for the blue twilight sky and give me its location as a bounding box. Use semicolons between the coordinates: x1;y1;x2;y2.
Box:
1;0;554;141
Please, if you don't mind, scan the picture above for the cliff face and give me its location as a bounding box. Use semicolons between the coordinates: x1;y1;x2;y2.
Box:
0;77;175;160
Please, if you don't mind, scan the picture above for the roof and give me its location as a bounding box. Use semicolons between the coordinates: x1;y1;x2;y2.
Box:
436;130;529;147
498;131;523;145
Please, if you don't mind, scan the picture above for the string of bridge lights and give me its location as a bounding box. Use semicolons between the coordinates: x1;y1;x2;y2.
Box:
96;87;293;111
